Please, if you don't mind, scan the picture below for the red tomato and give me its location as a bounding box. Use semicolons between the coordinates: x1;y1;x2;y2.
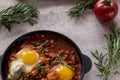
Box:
94;0;118;22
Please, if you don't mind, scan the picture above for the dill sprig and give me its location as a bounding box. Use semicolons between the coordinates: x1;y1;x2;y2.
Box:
0;3;39;31
92;22;120;80
69;0;98;17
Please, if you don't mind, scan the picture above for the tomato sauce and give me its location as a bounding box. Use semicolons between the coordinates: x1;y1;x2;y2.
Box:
6;33;82;80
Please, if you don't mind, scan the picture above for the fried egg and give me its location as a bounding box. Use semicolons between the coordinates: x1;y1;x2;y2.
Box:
10;49;40;75
56;65;74;80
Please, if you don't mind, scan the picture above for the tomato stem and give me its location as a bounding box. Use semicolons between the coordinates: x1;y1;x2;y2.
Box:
104;0;111;6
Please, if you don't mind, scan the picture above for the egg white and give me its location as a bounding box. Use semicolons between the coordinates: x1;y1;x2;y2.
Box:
9;49;41;75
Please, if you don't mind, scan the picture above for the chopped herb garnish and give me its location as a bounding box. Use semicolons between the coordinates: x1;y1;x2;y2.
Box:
17;70;24;76
19;77;24;80
65;64;76;71
37;66;45;75
51;55;75;70
50;55;63;67
45;47;50;51
7;74;13;79
7;70;24;79
31;41;41;46
41;48;45;54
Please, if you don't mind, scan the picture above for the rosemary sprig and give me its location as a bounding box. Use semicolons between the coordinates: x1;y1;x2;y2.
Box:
69;0;98;17
0;3;39;31
91;22;120;80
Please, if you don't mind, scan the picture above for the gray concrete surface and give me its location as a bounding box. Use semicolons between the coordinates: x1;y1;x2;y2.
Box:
0;0;120;80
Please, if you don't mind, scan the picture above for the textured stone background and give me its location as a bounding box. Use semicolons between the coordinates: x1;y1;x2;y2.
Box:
0;0;120;80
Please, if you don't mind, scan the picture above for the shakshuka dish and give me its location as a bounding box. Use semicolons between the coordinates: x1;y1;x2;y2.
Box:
6;32;82;80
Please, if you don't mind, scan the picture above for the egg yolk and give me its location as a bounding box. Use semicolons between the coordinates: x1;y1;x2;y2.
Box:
56;65;74;80
20;50;38;65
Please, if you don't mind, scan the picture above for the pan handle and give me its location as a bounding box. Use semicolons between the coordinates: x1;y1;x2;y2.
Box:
83;55;92;73
0;55;2;63
0;55;2;74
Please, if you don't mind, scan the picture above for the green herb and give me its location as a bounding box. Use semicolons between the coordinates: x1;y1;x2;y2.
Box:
41;48;45;54
19;77;24;80
31;41;41;46
17;70;24;76
17;70;24;80
7;70;24;79
7;74;13;79
0;3;39;31
37;66;45;74
69;0;98;17
46;47;50;51
51;55;75;70
64;64;76;71
50;55;63;67
91;22;120;80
